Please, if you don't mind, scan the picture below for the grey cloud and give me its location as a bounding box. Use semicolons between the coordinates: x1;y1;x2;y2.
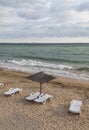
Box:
0;0;89;40
75;2;89;11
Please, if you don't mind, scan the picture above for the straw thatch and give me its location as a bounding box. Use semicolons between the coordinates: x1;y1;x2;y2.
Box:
27;71;55;83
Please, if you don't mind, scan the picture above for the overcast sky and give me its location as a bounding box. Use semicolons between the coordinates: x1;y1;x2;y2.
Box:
0;0;89;43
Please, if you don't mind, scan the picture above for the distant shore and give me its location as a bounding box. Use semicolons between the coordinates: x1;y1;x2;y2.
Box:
0;68;89;130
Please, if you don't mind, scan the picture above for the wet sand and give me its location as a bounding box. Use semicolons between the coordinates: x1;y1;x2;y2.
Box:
0;68;89;130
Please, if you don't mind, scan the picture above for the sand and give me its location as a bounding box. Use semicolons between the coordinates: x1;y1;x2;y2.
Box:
0;68;89;130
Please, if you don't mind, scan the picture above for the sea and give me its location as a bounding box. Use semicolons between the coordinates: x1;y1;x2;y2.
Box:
0;43;89;80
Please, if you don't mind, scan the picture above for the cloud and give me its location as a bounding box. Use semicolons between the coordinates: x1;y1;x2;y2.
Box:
75;1;89;11
0;0;89;42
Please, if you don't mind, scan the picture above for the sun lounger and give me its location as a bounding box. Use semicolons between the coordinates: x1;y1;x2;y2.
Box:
69;100;82;114
34;94;53;104
4;88;22;96
0;82;4;88
26;92;41;101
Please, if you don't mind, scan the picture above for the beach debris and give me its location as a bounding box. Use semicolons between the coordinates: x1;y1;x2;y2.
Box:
0;82;4;88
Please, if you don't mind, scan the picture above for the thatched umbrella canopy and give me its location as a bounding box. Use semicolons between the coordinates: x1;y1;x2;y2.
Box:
27;71;56;95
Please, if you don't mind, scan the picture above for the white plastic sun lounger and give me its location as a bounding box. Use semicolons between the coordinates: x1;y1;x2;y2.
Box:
0;82;4;88
26;92;41;101
4;88;22;96
34;94;53;104
69;100;82;114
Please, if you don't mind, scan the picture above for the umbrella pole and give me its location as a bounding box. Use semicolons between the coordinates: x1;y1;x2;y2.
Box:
40;82;42;95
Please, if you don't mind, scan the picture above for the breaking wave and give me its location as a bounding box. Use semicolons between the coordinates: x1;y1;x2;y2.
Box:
7;59;74;70
0;59;89;80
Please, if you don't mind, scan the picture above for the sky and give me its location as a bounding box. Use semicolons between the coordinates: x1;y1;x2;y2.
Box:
0;0;89;43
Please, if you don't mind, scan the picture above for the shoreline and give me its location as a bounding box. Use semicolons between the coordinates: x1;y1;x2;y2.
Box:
0;67;89;92
0;68;89;130
1;67;89;85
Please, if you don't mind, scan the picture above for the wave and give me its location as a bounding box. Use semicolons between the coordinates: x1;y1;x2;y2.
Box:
0;59;89;80
6;59;74;70
77;67;89;71
17;55;89;64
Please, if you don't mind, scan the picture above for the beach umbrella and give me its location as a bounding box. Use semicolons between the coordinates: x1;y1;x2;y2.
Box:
27;71;56;95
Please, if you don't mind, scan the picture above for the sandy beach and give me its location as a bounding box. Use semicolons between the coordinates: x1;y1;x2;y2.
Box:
0;68;89;130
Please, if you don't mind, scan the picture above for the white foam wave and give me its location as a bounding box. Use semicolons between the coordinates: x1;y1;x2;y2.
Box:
0;59;89;80
8;59;74;70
